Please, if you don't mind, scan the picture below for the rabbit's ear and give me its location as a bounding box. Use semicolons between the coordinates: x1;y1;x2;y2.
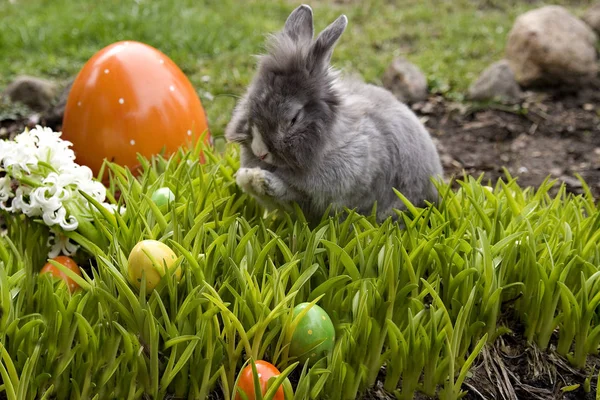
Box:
284;4;314;44
309;14;347;72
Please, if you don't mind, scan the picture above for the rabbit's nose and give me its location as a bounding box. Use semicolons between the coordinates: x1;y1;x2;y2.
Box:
258;153;269;160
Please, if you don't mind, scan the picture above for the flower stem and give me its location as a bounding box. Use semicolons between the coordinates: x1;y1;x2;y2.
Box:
14;174;42;188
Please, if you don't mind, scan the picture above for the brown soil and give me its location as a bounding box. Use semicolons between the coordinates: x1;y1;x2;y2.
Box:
463;333;600;400
462;314;600;400
417;83;600;199
355;321;600;400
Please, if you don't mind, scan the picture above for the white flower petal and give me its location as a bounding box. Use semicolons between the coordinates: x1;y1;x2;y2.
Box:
0;177;13;202
42;205;78;230
0;201;14;212
101;202;126;215
13;187;42;217
60;215;78;231
47;234;62;258
31;187;62;213
42;205;66;226
47;229;79;258
65;238;79;254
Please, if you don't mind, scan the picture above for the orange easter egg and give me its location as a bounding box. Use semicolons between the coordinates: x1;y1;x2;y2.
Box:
61;41;210;177
41;256;82;293
236;360;285;400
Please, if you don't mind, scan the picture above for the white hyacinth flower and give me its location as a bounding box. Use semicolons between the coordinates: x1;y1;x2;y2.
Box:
11;186;37;216
2;138;37;174
47;228;80;258
34;126;76;166
42;206;78;231
101;202;126;215
0;177;12;202
1;125;124;257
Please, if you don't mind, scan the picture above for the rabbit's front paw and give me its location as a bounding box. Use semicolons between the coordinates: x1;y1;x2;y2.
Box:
236;168;270;196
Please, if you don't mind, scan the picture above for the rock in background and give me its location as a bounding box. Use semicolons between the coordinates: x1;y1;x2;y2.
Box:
43;78;74;129
0;75;75;131
583;3;600;34
468;60;523;103
2;75;59;112
382;57;429;104
505;5;598;88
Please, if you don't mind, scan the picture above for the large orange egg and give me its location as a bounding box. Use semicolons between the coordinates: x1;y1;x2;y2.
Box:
62;41;210;177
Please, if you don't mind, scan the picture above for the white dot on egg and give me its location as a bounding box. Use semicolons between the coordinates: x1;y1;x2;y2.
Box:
169;85;175;92
77;101;82;107
130;139;135;146
119;98;125;104
257;373;262;378
187;130;192;136
159;59;164;64
104;69;110;74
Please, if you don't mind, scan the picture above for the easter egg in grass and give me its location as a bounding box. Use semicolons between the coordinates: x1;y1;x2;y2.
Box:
40;256;82;293
61;41;210;179
151;187;175;208
236;360;284;400
289;303;335;364
127;240;180;291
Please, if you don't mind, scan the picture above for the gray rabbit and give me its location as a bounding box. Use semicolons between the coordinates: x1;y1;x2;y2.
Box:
225;4;443;223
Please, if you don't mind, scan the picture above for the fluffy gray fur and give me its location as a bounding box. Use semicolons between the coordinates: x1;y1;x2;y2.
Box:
225;4;443;223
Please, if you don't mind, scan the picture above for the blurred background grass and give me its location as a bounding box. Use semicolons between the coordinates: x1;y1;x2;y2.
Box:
0;0;591;135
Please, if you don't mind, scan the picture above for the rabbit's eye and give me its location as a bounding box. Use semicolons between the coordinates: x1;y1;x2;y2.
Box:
290;110;301;126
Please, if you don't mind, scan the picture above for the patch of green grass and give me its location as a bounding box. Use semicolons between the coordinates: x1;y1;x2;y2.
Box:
1;140;600;399
0;0;591;134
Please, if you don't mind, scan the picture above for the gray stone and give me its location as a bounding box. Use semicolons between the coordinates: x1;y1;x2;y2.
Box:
2;75;59;112
43;78;74;128
505;5;598;87
382;57;428;104
468;60;523;103
583;3;600;34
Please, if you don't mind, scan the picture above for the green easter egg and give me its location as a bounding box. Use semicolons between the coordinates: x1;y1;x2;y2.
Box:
151;187;175;208
289;303;335;364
